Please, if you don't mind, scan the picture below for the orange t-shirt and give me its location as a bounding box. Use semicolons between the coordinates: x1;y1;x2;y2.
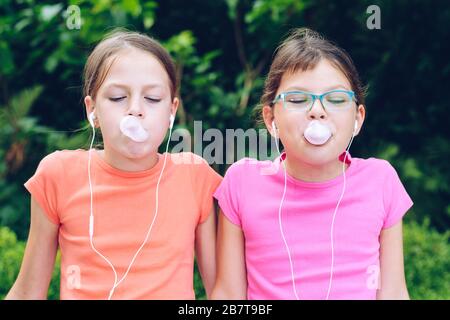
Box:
24;149;222;299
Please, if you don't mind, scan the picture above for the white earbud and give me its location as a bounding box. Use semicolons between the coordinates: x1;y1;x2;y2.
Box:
271;120;278;139
169;114;175;129
353;120;358;137
88;112;96;128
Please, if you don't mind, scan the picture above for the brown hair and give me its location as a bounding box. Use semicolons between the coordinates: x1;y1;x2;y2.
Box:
83;29;178;101
255;28;366;125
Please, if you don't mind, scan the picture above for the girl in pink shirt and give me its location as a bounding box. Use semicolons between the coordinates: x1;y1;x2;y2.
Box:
213;28;413;300
6;30;221;300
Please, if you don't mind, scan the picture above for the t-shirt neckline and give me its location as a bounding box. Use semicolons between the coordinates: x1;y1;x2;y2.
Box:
91;148;165;179
275;151;358;189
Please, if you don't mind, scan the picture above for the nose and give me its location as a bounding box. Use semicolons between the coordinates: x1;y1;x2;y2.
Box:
307;97;327;120
127;96;145;118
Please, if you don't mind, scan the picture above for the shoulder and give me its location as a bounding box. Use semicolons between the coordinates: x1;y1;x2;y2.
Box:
168;152;210;171
169;151;207;165
224;157;272;180
168;152;222;178
37;149;74;168
37;149;87;174
47;149;87;166
41;148;86;161
353;156;399;181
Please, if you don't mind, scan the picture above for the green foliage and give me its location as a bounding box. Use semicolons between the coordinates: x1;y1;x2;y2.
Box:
194;261;206;300
0;85;84;239
46;250;61;300
404;220;450;300
0;226;59;299
0;227;24;299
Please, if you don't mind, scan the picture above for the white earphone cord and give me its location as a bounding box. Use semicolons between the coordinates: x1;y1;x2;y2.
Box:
88;122;174;300
274;134;300;300
275;124;356;300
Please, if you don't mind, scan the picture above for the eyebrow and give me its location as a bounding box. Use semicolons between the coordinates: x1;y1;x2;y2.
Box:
283;85;351;92
103;83;164;90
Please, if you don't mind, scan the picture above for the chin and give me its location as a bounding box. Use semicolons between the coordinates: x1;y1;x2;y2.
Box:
302;152;334;166
122;142;154;158
289;137;339;165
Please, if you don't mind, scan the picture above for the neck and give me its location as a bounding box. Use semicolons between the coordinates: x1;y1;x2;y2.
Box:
97;148;159;172
283;153;349;183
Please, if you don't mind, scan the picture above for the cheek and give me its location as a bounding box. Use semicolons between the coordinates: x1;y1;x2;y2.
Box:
96;115;110;131
334;115;354;136
147;106;170;127
96;111;123;139
283;115;306;138
331;122;354;151
276;121;304;152
146;111;170;141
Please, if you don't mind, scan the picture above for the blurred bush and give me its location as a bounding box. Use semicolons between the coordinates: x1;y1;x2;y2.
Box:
0;227;25;299
0;227;60;299
404;219;450;299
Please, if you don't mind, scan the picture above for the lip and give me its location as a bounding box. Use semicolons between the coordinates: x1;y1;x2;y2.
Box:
126;138;145;143
303;134;333;147
124;135;147;143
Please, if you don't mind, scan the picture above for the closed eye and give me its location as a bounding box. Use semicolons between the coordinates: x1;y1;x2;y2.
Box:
289;98;308;103
109;96;126;102
329;98;346;103
144;97;162;103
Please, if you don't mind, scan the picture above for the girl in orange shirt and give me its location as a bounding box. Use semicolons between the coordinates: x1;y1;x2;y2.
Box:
6;30;222;300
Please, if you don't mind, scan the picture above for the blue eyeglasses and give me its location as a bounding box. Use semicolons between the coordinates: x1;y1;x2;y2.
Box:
272;89;357;112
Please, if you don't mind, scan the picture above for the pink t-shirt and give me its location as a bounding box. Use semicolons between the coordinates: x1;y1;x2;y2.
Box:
214;152;413;300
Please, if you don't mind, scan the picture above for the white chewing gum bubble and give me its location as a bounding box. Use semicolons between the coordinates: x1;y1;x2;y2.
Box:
304;120;332;145
120;116;149;143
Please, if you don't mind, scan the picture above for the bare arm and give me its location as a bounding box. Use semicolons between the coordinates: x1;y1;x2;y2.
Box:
5;196;59;299
195;206;217;299
211;209;247;300
377;219;409;300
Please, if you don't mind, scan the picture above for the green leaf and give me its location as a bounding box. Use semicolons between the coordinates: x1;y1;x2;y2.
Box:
92;0;112;14
8;86;43;119
376;143;399;161
143;16;154;29
44;51;60;73
225;0;239;19
121;0;142;17
402;158;422;180
0;41;15;75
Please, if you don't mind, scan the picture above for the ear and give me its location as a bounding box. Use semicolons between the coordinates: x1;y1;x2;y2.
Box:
262;105;276;137
170;97;179;119
84;96;98;128
84;96;95;117
354;104;366;136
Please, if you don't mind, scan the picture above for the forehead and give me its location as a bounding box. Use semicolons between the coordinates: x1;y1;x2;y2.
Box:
101;48;170;90
279;59;352;92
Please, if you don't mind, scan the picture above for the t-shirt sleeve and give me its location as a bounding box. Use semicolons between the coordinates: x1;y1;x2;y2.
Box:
213;160;244;227
23;151;62;225
382;161;413;229
189;153;223;224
